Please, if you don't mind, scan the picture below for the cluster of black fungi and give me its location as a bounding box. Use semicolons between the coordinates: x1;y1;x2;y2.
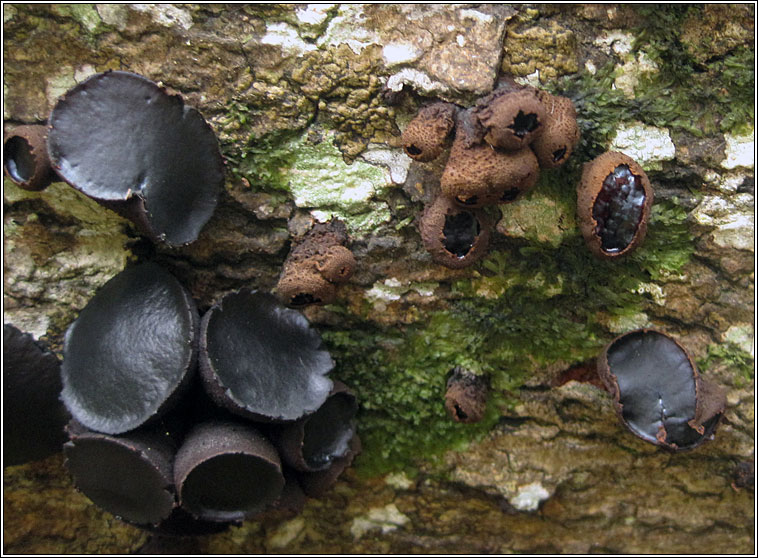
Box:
3;71;358;535
6;263;359;533
3;66;731;539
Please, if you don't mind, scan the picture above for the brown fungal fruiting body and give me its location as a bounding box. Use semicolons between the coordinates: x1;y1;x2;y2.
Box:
401;102;456;162
475;87;547;151
3;124;56;191
530;91;580;169
444;366;488;423
419;195;492;268
441;110;540;208
276;220;356;307
597;329;726;451
577;151;654;258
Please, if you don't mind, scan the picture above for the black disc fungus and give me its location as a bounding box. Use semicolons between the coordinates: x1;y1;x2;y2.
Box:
598;329;726;450
47;70;223;246
199;289;334;422
60;262;198;435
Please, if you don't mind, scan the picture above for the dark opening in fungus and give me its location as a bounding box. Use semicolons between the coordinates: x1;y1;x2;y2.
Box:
47;71;223;246
442;212;481;257
4;323;70;466
199;289;334;422
174;421;284;522
3;125;56;191
419;195;492;268
474;87;546;151
597;329;726;451
578;152;653;258
509;110;540;139
60;262;198;435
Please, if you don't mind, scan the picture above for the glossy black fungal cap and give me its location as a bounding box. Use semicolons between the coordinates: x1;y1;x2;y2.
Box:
64;421;176;526
275;381;358;472
598;329;726;451
174;421;284;522
47;70;223;246
200;289;334;422
577;152;653;259
3;323;70;466
61;262;198;435
3;125;57;191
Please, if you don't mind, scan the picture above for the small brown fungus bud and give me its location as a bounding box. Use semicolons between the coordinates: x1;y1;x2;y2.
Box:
401;102;456;162
276;220;355;307
444;366;488;423
440;110;540;208
530;91;580;169
475;87;547;151
577;151;654;258
3;124;56;191
419;195;492;268
597;329;726;451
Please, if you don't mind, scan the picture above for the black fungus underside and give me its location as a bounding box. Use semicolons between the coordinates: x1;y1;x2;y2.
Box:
592;165;646;253
3;324;69;466
442;212;480;257
204;291;333;421
181;454;282;521
64;437;174;525
606;330;704;448
4;137;36;183
302;393;357;470
60;263;195;435
47;71;222;245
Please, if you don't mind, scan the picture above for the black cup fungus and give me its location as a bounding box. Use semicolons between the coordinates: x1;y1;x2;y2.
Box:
64;421;176;526
275;381;358;472
47;70;223;246
60;262;198;435
173;421;285;522
598;329;726;450
199;289;334;422
3;125;57;191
